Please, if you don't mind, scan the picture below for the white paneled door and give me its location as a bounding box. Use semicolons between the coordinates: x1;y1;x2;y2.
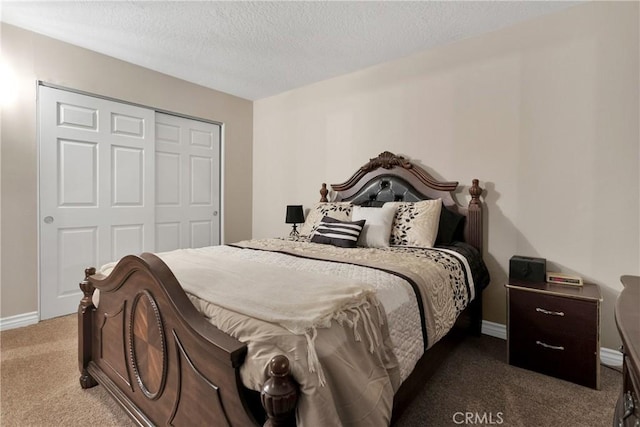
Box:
155;113;221;252
39;86;155;319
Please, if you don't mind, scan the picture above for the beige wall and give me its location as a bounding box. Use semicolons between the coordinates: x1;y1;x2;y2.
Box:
0;23;253;319
253;2;639;350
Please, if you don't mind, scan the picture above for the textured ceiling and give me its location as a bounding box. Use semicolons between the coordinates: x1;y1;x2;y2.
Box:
1;1;578;100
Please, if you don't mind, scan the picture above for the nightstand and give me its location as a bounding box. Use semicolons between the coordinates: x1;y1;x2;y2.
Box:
506;280;601;389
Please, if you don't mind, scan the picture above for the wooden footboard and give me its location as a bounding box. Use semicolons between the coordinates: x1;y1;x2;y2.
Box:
78;253;298;427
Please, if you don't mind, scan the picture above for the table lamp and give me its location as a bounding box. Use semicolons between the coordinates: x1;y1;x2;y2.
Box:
285;205;304;238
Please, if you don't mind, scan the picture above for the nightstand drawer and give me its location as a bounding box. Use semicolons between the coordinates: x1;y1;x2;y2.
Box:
507;284;600;389
509;329;598;388
620;355;640;426
509;290;598;339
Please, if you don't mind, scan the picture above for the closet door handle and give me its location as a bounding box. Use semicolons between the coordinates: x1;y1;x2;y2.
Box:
44;216;54;224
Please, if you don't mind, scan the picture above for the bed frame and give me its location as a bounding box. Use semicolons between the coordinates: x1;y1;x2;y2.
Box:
78;151;485;426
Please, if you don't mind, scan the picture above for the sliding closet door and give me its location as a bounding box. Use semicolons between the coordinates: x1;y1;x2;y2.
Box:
155;113;221;252
39;86;155;320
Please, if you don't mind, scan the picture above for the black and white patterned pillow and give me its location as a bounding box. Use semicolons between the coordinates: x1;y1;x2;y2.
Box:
310;216;365;248
298;202;353;236
388;199;442;247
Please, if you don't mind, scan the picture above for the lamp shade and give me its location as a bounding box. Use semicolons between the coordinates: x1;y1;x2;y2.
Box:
285;205;304;224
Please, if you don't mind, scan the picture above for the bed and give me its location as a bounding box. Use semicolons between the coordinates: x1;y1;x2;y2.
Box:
77;151;490;426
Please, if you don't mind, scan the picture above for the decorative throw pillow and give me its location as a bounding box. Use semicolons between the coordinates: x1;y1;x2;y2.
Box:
310;216;366;248
388;199;442;247
351;205;396;248
298;202;352;237
436;206;466;245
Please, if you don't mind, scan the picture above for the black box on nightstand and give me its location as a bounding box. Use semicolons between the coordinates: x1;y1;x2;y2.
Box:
509;255;546;284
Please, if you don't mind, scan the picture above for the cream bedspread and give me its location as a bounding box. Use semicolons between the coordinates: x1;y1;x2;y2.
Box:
152;245;384;387
98;238;473;426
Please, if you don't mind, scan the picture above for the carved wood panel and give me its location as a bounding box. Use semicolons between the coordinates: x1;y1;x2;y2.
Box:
99;301;132;390
129;290;167;400
169;333;230;427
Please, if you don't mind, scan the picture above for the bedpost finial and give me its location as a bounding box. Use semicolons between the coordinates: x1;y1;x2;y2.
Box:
261;355;298;427
80;268;96;302
269;354;290;377
469;179;482;205
320;183;328;202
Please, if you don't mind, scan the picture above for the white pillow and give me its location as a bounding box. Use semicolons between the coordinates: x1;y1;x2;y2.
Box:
351;204;397;248
388;199;442;248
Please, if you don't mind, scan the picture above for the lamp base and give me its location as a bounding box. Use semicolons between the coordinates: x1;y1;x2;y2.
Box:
289;224;300;238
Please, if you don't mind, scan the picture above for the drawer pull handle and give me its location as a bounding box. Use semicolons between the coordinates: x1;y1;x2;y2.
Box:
536;340;564;351
622;391;635;420
536;307;565;317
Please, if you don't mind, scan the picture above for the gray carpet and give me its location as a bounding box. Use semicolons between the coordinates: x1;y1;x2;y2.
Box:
394;334;620;427
1;314;620;426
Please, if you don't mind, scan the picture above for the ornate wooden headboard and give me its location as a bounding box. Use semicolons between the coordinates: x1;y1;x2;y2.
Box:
319;151;484;252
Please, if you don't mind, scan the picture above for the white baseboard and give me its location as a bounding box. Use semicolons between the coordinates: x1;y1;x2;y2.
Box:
0;311;39;331
481;320;507;340
481;320;623;367
600;346;624;367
